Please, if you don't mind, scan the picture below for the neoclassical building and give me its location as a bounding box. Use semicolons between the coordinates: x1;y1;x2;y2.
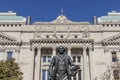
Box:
0;11;120;80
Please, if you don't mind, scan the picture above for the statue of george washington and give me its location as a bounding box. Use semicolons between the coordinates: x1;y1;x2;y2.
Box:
48;46;80;80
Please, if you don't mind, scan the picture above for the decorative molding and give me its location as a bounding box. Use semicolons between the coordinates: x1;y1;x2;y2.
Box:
30;38;94;45
102;33;120;46
0;32;17;42
0;32;21;46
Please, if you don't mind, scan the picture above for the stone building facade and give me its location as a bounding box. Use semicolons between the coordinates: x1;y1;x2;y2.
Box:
0;11;120;80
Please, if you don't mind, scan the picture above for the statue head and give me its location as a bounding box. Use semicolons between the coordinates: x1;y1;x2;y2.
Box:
57;46;65;54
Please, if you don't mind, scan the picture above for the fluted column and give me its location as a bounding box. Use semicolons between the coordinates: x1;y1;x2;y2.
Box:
34;47;42;80
89;47;93;80
31;48;35;80
52;47;56;57
83;47;87;80
39;48;42;80
68;47;71;56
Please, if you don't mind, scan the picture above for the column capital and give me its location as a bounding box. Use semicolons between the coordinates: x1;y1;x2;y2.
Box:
52;46;56;56
67;46;72;49
37;47;41;50
52;46;56;49
88;46;94;51
82;46;87;50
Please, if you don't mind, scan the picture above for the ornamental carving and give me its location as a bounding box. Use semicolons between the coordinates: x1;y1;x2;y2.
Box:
102;32;120;46
0;32;20;45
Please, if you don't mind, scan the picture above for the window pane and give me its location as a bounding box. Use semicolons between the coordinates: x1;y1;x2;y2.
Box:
7;51;12;60
42;70;46;80
48;56;51;63
73;56;76;62
43;56;46;63
78;56;81;62
112;57;117;62
112;53;117;62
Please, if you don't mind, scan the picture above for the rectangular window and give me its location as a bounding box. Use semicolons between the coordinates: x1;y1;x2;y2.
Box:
112;52;117;62
77;56;81;62
42;70;46;80
43;56;46;63
48;56;51;63
73;56;76;62
7;51;12;60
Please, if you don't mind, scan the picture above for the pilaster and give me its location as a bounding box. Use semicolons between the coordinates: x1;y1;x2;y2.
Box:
68;46;71;56
34;47;41;80
83;46;87;80
89;47;94;80
52;47;56;57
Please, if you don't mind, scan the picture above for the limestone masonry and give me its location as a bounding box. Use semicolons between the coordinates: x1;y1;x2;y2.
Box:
0;11;120;80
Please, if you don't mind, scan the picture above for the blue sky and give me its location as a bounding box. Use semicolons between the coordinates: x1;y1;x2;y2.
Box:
0;0;120;23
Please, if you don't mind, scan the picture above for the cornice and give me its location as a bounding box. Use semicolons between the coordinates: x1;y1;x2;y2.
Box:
30;38;94;45
101;41;120;46
0;41;22;46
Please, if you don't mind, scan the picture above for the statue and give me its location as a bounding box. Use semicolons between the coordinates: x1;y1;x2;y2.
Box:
48;46;80;80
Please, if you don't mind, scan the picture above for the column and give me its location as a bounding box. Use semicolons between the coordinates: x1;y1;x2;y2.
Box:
89;47;93;80
34;47;42;80
39;48;42;80
31;48;35;80
83;47;87;80
68;47;71;56
52;47;56;57
81;55;83;80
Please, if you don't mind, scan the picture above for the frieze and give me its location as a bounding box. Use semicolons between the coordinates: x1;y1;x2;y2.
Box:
95;62;106;65
30;38;94;45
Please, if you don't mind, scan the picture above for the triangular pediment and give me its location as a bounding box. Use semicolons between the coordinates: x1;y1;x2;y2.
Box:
102;33;120;45
102;33;120;42
0;32;17;42
51;14;73;23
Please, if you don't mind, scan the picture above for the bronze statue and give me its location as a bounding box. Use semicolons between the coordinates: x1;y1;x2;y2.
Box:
48;46;80;80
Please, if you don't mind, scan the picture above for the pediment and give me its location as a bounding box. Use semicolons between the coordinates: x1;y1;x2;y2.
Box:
102;33;120;45
0;32;17;42
102;33;120;42
51;14;73;23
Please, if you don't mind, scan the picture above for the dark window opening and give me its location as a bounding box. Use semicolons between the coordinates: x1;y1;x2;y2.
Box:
60;35;63;38
48;56;51;63
73;56;76;62
15;24;17;27
7;24;9;27
19;24;21;27
11;24;13;27
43;56;46;63
102;24;105;27
75;35;78;38
78;56;81;62
114;70;119;80
111;51;117;62
3;24;5;27
46;35;49;38
7;51;12;60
